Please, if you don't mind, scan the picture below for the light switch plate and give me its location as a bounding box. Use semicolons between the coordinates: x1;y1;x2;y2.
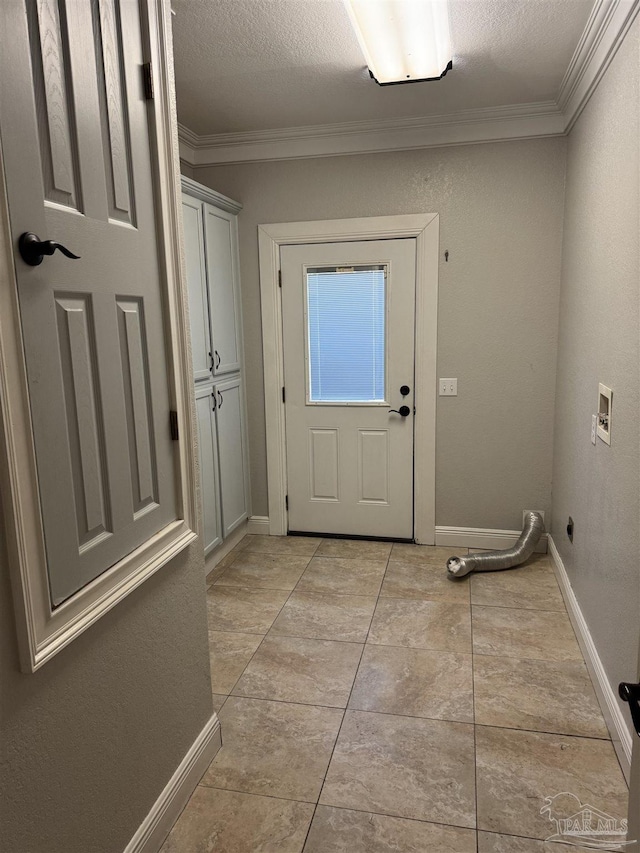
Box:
439;378;457;396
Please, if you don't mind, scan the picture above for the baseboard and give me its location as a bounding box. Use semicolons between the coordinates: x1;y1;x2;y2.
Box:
246;515;270;534
435;526;548;554
244;519;549;551
548;535;633;782
124;713;222;853
204;520;248;571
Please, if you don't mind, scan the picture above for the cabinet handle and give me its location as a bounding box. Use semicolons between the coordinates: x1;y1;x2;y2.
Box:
215;350;221;369
211;390;216;412
208;351;214;373
217;390;223;409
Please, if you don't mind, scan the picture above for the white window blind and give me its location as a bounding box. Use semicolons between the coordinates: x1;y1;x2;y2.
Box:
306;266;386;403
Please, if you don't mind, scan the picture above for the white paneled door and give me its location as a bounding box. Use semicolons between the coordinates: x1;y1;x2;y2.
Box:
1;0;177;604
281;240;416;539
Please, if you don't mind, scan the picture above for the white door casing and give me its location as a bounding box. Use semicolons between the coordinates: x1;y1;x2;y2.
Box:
627;638;640;844
258;214;439;543
0;0;197;670
281;240;416;539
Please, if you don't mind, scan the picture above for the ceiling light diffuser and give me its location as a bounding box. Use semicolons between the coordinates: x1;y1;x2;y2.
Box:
344;0;452;85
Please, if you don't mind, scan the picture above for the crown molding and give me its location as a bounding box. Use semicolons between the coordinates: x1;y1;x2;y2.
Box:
178;0;640;168
178;103;563;166
558;0;640;132
178;124;199;165
180;175;242;213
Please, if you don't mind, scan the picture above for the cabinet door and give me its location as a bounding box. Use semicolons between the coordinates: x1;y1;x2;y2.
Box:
214;377;248;536
182;194;213;382
195;384;222;555
203;204;241;375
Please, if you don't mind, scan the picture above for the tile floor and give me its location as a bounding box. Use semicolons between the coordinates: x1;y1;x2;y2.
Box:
161;535;628;853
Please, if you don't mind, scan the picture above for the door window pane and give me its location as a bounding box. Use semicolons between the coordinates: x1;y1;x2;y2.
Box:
306;266;386;402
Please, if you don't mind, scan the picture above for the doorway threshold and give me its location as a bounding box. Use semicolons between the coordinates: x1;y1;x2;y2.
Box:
287;530;414;544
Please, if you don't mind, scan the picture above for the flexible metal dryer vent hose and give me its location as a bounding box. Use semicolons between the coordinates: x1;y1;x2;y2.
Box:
447;511;545;580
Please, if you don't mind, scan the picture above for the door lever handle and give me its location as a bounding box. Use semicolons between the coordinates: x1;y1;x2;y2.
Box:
19;232;80;266
619;681;640;737
389;405;411;417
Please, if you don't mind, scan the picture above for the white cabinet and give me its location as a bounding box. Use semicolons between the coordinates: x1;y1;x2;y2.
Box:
215;376;249;537
182;194;211;383
195;383;222;554
181;177;250;554
203;205;242;376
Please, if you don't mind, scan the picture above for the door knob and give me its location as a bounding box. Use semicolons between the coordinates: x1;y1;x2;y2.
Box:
18;232;80;266
389;405;411;417
619;681;640;737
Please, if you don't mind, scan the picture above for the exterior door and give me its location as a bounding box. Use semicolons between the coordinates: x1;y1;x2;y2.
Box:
281;239;416;539
0;0;177;604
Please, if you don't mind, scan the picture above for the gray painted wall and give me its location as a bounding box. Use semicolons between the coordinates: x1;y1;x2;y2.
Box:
551;19;640;728
0;492;213;852
195;138;567;529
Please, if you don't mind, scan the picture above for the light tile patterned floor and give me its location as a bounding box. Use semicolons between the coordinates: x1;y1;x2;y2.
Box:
161;536;628;853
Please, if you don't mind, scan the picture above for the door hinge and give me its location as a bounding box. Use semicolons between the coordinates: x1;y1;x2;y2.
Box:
285;495;289;510
282;386;286;403
169;410;179;441
142;62;154;100
278;269;282;288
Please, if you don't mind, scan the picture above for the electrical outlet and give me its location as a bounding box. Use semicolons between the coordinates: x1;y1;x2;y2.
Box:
591;414;597;445
523;510;545;528
439;378;457;396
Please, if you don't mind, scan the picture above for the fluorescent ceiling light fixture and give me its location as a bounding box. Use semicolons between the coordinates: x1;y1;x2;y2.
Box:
344;0;452;85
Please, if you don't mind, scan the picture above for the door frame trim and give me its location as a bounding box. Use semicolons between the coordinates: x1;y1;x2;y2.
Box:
0;0;198;671
258;213;439;543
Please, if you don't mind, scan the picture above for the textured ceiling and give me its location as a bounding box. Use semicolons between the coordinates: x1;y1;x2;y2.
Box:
172;0;593;136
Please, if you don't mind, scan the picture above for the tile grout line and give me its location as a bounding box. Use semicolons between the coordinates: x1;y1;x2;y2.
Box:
195;781;479;834
205;538;622;851
470;576;480;849
298;542;394;851
212;538;323;709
